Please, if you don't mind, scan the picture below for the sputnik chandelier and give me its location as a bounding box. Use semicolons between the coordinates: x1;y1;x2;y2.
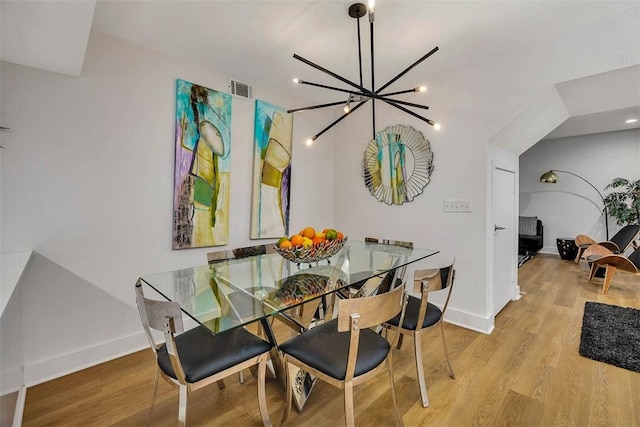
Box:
287;0;440;145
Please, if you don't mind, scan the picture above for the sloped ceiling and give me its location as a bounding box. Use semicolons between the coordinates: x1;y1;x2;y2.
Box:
0;0;96;77
1;0;639;136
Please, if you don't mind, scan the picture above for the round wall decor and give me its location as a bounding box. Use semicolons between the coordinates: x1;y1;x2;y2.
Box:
362;124;434;205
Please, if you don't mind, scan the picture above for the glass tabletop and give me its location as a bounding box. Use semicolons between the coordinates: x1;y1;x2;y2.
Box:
139;240;438;335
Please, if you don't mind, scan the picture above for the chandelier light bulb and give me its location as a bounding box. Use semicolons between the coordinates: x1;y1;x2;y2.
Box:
417;86;427;92
368;0;375;12
293;78;300;84
434;123;442;131
305;138;314;146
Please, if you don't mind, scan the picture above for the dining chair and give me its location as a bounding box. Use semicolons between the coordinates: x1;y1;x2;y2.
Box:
279;283;408;427
134;282;273;426
342;237;413;298
384;260;456;408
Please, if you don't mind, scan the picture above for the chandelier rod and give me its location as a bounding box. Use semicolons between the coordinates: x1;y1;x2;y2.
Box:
290;95;429;114
376;46;439;94
311;101;368;142
369;16;375;140
288;100;349;113
383;100;435;125
357;15;364;88
289;79;429;110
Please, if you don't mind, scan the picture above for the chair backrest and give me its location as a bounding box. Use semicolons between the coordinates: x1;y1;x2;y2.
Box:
135;282;188;383
629;245;640;269
337;282;406;332
207;244;275;264
412;260;456;327
610;224;640;253
336;283;406;381
364;237;414;291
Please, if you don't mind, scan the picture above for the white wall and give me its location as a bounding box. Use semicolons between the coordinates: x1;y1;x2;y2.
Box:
520;129;640;253
333;6;639;332
0;5;639;385
0;32;335;385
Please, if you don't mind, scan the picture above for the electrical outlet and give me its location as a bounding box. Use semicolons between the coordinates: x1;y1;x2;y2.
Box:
443;199;472;213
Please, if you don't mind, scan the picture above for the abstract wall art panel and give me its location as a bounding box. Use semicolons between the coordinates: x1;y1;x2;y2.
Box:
173;79;232;249
250;100;293;238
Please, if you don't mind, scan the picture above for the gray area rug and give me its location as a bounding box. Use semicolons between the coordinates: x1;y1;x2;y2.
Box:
579;302;640;373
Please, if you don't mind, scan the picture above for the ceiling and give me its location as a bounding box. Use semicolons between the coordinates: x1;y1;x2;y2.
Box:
2;0;639;138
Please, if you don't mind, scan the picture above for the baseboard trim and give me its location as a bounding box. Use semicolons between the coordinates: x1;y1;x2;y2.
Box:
444;306;494;335
24;331;149;387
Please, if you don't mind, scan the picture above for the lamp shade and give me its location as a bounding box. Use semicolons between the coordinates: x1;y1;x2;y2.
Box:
540;171;558;183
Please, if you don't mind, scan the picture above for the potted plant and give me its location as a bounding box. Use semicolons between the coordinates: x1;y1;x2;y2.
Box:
603;177;640;226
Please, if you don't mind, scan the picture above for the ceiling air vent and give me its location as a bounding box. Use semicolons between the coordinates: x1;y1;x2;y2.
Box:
229;79;253;99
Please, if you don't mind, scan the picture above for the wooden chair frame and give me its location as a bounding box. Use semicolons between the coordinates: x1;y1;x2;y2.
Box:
574;225;640;264
280;284;408;427
584;244;640;294
135;282;272;426
385;261;456;408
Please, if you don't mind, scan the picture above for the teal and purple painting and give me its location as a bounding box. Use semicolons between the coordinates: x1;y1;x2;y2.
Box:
173;79;232;249
250;100;293;239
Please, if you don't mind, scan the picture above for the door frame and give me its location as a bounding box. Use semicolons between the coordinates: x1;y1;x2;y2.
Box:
487;161;520;326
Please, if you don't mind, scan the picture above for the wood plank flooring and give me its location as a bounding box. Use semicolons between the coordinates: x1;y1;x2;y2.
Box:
22;254;640;426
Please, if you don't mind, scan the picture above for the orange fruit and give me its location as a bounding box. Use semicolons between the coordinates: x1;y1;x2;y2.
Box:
337;231;344;240
312;236;324;246
302;226;316;239
279;240;293;250
290;234;304;247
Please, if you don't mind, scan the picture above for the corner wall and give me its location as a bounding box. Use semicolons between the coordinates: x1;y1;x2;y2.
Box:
0;32;335;385
519;129;640;253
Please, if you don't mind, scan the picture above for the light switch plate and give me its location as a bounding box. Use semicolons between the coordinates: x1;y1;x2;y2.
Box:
444;199;472;212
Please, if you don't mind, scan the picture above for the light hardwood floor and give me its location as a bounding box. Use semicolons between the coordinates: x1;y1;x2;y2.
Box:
22;254;640;426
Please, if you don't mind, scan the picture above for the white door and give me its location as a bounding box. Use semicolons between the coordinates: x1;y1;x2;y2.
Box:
492;165;517;316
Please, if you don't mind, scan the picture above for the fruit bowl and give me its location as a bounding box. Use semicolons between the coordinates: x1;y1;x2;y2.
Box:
274;237;348;264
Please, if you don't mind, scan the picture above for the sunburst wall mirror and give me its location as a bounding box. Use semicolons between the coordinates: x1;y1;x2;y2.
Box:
363;124;434;205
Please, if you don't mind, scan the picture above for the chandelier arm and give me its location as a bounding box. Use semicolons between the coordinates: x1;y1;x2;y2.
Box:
379;88;420;97
298;80;426;106
381;98;429;110
293;53;367;94
370;19;375;140
287;100;351;114
312;101;369;140
382;99;435;126
376;46;439;94
299;80;360;95
357;16;363;88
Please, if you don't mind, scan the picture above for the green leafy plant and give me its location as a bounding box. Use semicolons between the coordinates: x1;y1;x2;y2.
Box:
603;178;640;226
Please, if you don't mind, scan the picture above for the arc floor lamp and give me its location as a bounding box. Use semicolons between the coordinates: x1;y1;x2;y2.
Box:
540;170;609;240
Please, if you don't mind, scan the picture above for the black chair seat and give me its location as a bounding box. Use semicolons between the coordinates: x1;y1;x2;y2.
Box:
386;295;441;330
279;318;390;380
158;326;272;383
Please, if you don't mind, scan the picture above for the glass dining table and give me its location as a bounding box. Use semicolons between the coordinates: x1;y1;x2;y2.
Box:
137;240;438;410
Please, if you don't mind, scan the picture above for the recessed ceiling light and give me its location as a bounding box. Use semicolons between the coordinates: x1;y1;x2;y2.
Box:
625;118;638;123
